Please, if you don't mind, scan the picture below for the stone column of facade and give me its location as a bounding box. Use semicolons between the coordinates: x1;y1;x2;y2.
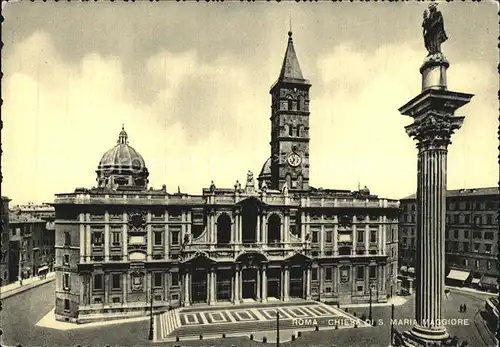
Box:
123;272;128;305
364;223;370;255
319;267;324;297
212;270;216;304
164;212;169;259
378;218;383;256
211;212;216;245
284;265;290;302
351;215;357;256
181;211;186;244
104;212;110;262
319;216;324;256
306;266;311;300
332;266;338;294
238;214;242;245
261;214;266;245
382;216;387;255
262;264;268;302
256;214;261;244
104;273;109;305
207;269;212;305
79;213;85;263
80;275;85;306
256;267;261;300
333;221;338;256
147;212;152;261
85;214;91;261
300;212;306;243
122;212;128;261
284;212;289;245
233;264;240;303
399;49;473;344
183;272;191;307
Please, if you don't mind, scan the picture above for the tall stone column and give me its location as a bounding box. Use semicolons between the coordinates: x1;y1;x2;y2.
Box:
183;271;191;307
399;33;473;344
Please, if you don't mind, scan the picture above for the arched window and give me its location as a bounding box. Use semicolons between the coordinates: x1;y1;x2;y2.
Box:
216;214;231;245
286;95;293;111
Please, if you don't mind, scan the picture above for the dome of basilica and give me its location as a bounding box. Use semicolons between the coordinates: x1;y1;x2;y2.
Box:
257;157;272;188
96;126;149;189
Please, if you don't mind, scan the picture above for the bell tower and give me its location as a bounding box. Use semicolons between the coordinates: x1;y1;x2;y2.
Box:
269;30;311;191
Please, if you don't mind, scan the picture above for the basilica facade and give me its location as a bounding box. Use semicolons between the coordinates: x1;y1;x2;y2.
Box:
54;31;400;323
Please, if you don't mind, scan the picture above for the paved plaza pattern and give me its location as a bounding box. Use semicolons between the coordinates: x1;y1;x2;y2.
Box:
156;301;371;342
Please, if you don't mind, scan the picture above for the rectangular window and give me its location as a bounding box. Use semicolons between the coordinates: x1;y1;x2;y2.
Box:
462;243;469;252
464;215;470;224
312;231;319;243
325;230;332;243
112;274;121;290
474;243;480;252
63;254;70;265
357;285;364;292
369;266;376;279
64;231;70;246
484;232;494;240
487;215;493;225
473;231;482;239
464;230;469;238
445;228;449;239
63;273;70;290
475;259;480;268
453;230;459;239
485;244;492;253
92;232;103;246
453;215;459;224
154;272;163;287
112;232;120;245
171;272;179;286
312;268;318;281
171;231;179;245
356;266;364;280
370;231;376;243
325;267;333;281
154;232;162;246
357;230;364;243
64;299;70;311
487;261;492;270
94;274;103;290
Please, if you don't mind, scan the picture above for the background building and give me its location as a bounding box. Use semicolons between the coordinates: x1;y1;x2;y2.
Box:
399;187;499;292
1;196;11;284
8;213;52;283
53;31;400;324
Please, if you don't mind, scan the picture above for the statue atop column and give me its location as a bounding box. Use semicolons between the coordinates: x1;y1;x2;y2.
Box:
422;3;448;56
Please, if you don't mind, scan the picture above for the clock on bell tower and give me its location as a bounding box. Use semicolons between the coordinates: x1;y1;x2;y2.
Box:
269;30;311;191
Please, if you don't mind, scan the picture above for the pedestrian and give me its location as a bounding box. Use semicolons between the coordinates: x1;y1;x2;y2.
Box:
463;304;467;312
459;304;463;312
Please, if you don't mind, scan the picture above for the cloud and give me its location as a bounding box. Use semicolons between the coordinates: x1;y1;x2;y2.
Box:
309;40;497;198
2;31;270;204
2;29;497;205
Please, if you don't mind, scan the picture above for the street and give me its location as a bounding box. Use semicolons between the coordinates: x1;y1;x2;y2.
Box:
1;282;496;347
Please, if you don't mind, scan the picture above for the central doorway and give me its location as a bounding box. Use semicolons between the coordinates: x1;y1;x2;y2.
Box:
289;266;304;298
191;268;208;303
267;267;281;299
242;268;257;299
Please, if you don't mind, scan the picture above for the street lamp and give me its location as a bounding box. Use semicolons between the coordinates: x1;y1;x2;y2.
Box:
390;304;395;346
276;310;280;347
148;287;154;340
369;282;375;324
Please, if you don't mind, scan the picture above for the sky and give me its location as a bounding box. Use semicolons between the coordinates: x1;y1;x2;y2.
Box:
2;1;498;205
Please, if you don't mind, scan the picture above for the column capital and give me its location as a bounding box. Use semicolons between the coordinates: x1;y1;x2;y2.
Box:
406;112;464;151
